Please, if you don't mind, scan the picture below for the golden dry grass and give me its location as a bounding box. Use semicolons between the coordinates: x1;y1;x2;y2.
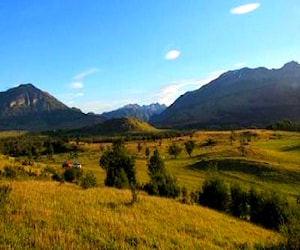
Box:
1;180;282;249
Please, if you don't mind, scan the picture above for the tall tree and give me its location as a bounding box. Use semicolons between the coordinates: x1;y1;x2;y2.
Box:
99;140;136;189
146;149;180;198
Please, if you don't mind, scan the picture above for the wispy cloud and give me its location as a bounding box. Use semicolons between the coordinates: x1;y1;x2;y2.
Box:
156;71;225;105
73;67;99;80
234;62;246;68
230;3;260;15
165;50;181;60
70;82;84;89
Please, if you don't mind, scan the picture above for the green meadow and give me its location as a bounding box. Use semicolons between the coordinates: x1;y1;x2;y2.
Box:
0;129;299;248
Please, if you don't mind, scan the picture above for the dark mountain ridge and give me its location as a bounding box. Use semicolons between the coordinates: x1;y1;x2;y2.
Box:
101;103;167;122
0;83;103;131
150;61;300;129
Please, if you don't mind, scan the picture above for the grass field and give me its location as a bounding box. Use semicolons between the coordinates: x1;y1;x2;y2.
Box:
0;129;299;248
0;181;282;249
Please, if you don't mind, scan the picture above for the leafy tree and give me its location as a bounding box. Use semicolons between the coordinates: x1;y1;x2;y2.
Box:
167;143;182;159
248;188;288;230
99;140;136;189
184;140;195;157
198;176;229;212
229;183;248;218
145;149;180;198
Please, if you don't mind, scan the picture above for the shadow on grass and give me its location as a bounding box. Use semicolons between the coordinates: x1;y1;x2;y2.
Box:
188;158;300;184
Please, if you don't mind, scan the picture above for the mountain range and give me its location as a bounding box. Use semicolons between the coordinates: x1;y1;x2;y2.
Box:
102;103;167;122
1;61;299;131
150;61;300;129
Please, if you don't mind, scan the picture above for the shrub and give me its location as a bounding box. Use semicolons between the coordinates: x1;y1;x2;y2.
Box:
3;166;17;179
248;188;288;230
145;149;180;198
80;171;97;189
229;183;249;218
198;176;229;212
52;172;64;183
184;140;195;157
63;168;83;183
167;143;182;159
280;209;300;249
0;185;12;214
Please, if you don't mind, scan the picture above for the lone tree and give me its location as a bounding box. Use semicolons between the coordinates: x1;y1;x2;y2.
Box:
145;149;180;198
167;143;182;159
99;140;136;189
184;140;195;157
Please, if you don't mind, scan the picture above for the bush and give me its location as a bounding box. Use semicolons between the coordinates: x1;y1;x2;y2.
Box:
0;185;12;214
145;149;180;198
80;171;97;189
52;172;64;183
167;143;182;159
248;188;288;230
280;209;300;249
145;173;180;198
230;184;249;218
3;166;17;179
198;176;229;212
63;168;83;183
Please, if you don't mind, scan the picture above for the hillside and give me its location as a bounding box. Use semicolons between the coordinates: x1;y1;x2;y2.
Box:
101;103;167;122
0;181;282;249
0;84;103;131
72;116;158;135
150;61;300;129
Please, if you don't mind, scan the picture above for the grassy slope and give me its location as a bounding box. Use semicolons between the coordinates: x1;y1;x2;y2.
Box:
0;129;299;248
1;181;281;249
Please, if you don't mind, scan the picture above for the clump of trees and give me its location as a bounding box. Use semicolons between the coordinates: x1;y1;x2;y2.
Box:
99;140;136;189
194;176;290;231
0;135;79;158
144;149;180;198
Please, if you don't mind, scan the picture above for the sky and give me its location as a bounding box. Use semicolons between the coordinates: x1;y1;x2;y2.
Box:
0;1;299;113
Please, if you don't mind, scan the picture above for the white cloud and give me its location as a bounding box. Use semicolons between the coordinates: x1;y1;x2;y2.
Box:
234;62;246;68
230;3;260;15
165;50;181;60
156;70;225;105
70;82;83;89
73;67;99;80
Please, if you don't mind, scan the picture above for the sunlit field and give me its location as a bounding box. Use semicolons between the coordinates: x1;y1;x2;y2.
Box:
0;129;299;248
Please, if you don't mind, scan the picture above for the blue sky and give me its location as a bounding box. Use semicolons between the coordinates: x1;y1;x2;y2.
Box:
0;1;299;113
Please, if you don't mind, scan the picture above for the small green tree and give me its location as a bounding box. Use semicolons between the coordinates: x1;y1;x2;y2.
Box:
100;140;136;189
184;140;195;157
230;183;249;218
145;149;180;198
198;176;229;212
167;143;182;159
